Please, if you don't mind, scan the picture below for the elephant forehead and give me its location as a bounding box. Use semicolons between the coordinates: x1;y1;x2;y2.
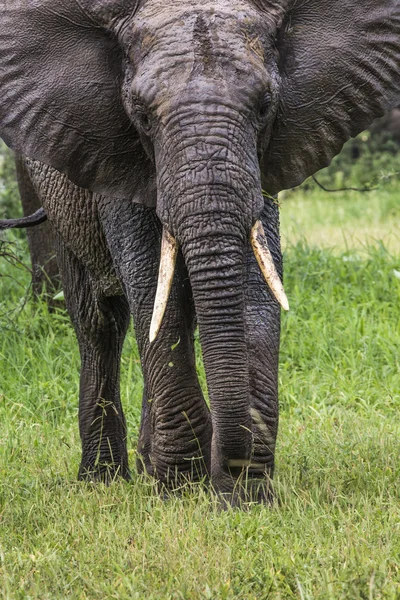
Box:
135;0;262;25
134;0;266;57
129;1;273;104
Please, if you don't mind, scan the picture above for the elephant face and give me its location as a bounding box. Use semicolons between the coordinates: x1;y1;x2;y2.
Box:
123;1;279;227
1;0;399;202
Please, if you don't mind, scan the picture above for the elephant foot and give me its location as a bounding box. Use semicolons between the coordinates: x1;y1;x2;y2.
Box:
153;454;210;490
78;461;131;484
137;440;211;493
136;449;209;487
156;473;210;502
136;452;209;501
212;462;275;508
78;443;130;483
137;416;212;491
214;480;275;508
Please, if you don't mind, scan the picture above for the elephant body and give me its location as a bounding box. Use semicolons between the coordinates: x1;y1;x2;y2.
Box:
18;156;281;501
0;0;399;504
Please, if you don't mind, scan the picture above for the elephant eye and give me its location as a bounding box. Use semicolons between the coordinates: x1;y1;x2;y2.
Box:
132;100;153;134
139;112;151;131
259;91;272;120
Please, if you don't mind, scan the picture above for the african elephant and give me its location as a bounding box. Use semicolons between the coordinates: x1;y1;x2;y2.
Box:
0;0;399;505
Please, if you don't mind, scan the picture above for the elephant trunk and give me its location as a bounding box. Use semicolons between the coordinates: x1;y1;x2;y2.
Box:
149;207;288;472
151;110;288;495
178;205;253;467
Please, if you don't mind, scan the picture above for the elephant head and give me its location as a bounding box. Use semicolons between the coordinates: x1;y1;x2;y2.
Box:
0;0;399;501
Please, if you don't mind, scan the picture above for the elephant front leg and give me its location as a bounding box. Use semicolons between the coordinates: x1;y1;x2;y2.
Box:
98;202;212;489
56;237;131;482
140;286;213;488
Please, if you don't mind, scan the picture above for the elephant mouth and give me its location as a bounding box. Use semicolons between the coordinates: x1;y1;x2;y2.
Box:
149;220;289;343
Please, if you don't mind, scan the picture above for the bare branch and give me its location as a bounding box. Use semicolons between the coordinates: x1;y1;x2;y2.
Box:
311;175;375;194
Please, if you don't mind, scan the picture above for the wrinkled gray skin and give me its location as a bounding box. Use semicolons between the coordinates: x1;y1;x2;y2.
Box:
21;158;281;503
0;0;399;505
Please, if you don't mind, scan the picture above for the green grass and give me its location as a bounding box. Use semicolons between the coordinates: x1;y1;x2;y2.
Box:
1;174;400;598
281;174;400;253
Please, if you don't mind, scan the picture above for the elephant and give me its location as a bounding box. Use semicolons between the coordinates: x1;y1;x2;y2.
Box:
0;0;399;505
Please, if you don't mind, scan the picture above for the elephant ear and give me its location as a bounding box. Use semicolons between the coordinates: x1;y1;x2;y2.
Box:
262;0;400;195
0;0;150;202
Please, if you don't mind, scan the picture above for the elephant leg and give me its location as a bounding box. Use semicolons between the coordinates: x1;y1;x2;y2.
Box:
97;200;212;488
55;235;130;482
243;198;282;502
142;252;212;488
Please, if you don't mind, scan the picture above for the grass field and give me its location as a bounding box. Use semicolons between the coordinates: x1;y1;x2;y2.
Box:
1;170;400;598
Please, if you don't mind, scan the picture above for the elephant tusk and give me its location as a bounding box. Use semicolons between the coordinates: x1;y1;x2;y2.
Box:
250;220;289;311
149;228;179;343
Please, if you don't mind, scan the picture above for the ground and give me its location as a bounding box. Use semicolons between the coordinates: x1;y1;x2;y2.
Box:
0;166;400;598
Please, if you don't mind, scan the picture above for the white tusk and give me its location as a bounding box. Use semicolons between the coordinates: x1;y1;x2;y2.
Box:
149;228;179;343
250;220;289;311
